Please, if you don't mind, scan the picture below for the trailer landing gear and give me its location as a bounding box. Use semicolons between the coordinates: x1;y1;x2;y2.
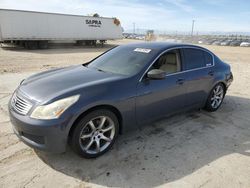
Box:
81;40;106;47
100;40;106;47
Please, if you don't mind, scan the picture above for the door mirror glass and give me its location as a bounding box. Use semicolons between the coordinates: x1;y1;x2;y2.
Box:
147;69;166;80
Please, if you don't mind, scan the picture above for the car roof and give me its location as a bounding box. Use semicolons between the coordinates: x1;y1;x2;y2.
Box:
121;42;210;53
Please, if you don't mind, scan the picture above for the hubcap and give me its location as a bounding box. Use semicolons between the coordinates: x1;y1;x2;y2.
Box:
79;116;115;154
211;85;224;109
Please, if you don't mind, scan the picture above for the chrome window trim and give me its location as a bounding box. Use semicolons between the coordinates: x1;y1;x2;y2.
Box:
139;46;215;82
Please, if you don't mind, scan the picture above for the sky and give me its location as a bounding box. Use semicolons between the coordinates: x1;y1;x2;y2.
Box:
0;0;250;34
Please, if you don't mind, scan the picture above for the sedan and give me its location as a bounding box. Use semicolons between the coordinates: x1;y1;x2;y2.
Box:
9;42;233;158
229;40;242;46
240;42;250;47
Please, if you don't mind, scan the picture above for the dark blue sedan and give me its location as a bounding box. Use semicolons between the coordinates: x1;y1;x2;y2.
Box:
8;42;233;158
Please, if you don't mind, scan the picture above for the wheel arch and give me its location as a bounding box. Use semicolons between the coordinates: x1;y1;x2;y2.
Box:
220;82;227;92
212;81;227;94
68;104;123;141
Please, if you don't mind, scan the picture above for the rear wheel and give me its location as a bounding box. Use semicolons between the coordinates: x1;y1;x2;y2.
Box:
25;41;38;50
70;109;119;158
38;41;48;49
205;83;225;111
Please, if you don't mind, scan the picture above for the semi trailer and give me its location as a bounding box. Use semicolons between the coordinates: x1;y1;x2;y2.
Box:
0;9;123;49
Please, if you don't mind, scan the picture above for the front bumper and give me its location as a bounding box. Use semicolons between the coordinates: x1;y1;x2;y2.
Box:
9;102;71;153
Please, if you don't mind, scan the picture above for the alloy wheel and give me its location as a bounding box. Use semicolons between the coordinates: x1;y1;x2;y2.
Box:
79;116;115;154
211;85;224;109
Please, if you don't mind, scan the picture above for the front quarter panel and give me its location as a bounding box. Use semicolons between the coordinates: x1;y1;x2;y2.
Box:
63;77;138;134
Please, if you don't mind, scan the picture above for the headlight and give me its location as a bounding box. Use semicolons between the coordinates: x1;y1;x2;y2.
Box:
30;95;80;119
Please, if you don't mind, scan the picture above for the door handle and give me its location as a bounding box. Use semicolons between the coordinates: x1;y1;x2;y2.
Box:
176;78;185;85
208;71;214;76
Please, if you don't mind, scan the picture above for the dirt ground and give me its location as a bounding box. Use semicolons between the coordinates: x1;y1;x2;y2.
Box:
0;39;250;188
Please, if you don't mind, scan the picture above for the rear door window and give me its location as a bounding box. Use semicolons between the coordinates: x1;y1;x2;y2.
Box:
182;48;213;70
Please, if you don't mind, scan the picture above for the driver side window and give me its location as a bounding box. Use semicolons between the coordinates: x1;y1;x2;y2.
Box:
152;49;181;74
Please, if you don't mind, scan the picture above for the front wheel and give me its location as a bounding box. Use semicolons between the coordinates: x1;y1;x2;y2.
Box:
204;83;225;112
70;109;119;158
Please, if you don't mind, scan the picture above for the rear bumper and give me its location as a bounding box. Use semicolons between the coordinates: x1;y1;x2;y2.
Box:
9;102;70;153
226;72;233;88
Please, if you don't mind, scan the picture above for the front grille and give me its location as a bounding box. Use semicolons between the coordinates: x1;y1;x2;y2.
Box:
11;93;33;115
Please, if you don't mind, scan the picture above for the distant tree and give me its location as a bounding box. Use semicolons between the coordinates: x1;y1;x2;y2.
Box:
113;17;120;26
93;13;100;17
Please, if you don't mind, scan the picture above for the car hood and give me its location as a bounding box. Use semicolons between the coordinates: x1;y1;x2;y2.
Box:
19;65;123;103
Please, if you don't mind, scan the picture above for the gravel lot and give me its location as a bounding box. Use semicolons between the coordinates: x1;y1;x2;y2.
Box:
0;39;250;188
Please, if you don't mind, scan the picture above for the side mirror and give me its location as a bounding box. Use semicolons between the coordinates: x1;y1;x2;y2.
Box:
147;69;166;80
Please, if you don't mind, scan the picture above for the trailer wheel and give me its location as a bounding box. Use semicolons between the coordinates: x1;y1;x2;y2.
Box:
85;41;91;46
25;41;38;50
38;41;48;49
76;40;84;46
19;41;25;47
92;40;97;46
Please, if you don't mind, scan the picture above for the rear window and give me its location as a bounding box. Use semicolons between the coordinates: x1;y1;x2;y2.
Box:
203;51;213;66
183;48;213;70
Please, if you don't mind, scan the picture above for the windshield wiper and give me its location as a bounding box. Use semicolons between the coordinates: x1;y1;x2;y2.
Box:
85;65;108;73
96;68;106;73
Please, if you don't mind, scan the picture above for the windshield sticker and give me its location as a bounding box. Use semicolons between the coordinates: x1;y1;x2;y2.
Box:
134;48;151;53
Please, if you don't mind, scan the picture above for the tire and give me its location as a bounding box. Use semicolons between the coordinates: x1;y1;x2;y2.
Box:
76;40;84;46
38;41;48;49
85;41;91;46
24;41;29;49
204;83;225;112
70;109;119;158
25;41;38;50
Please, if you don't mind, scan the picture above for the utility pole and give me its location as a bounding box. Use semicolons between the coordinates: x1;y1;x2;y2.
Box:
191;20;195;36
133;22;135;37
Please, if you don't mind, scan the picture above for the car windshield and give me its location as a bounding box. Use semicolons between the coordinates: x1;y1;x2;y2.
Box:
87;46;156;76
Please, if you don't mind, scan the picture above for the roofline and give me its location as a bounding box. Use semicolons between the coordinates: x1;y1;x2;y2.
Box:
122;42;213;51
0;8;116;20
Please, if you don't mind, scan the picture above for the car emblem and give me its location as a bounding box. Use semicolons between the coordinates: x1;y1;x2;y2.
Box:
12;95;17;106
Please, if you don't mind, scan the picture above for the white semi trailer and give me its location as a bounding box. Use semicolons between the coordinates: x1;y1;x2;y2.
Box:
0;9;123;49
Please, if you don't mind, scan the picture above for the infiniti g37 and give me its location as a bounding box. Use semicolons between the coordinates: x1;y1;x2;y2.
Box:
8;43;233;158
